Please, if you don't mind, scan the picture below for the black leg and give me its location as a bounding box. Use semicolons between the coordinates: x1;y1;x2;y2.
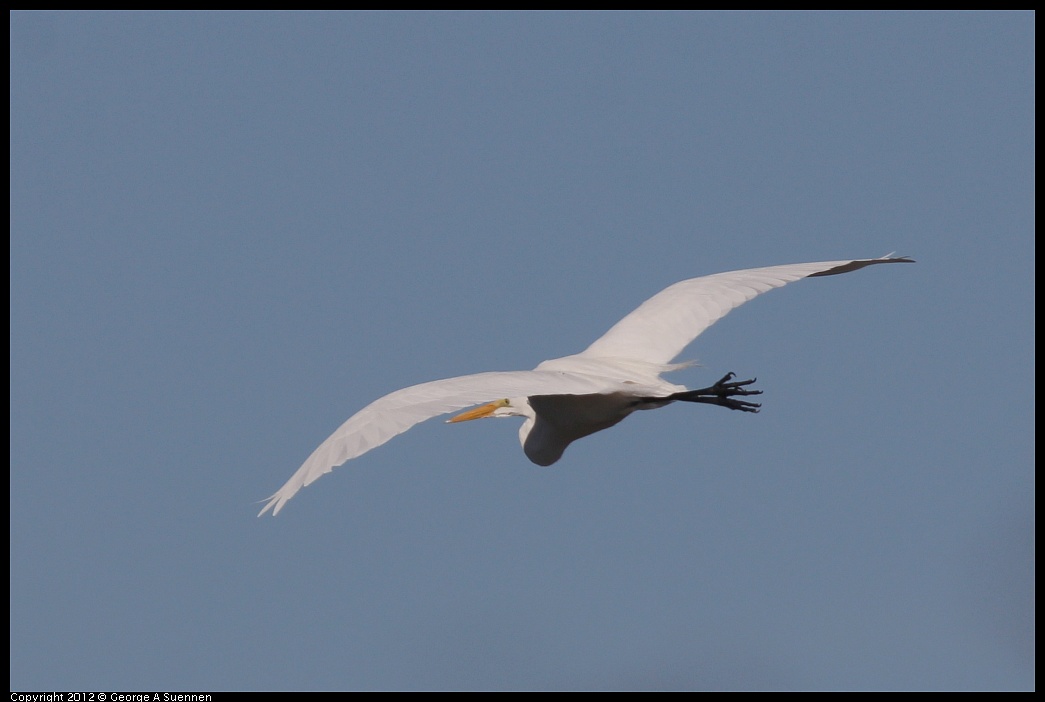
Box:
666;372;762;413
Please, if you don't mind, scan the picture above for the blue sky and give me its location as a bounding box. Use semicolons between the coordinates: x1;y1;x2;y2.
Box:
10;12;1033;691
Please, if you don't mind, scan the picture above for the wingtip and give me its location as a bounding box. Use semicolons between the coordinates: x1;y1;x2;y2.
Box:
256;494;282;517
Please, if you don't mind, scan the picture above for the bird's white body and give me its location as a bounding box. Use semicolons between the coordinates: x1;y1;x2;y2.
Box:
260;256;913;516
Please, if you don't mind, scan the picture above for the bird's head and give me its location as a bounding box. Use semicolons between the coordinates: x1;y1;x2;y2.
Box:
446;397;532;423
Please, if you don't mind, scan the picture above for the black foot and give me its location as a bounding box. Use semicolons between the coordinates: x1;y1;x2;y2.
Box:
669;372;763;413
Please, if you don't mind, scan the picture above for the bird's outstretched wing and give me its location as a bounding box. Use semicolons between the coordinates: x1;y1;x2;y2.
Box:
578;256;914;365
259;370;635;516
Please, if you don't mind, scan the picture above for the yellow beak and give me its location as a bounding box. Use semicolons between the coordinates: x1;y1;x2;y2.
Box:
446;398;510;423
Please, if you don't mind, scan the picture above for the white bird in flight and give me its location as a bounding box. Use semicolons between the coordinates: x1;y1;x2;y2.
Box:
260;255;913;516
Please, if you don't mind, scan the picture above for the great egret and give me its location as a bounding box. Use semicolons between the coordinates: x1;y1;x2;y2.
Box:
260;255;913;516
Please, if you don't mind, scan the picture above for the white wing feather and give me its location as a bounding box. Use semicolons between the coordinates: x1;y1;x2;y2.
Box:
579;256;913;364
259;369;641;516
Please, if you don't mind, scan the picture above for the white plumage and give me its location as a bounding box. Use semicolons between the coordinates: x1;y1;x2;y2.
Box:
260;255;913;516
